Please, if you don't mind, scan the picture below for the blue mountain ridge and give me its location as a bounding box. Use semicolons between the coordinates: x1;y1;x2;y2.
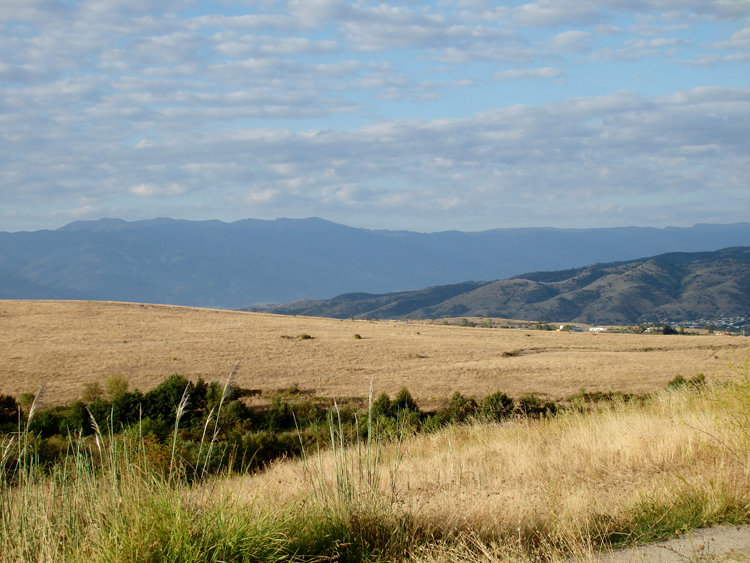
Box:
1;217;749;310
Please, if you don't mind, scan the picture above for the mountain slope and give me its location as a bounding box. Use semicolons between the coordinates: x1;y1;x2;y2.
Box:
1;218;749;308
250;247;750;325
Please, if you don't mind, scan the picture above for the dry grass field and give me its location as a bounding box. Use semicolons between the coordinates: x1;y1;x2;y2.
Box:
1;299;748;409
228;382;750;561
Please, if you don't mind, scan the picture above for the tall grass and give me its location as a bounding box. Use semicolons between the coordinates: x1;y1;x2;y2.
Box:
1;368;749;562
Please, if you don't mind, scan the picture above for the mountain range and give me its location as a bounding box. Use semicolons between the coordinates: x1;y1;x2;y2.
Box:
1;217;749;311
249;247;750;325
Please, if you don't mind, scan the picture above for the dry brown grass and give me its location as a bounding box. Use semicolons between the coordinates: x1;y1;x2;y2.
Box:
1;299;748;409
226;380;750;560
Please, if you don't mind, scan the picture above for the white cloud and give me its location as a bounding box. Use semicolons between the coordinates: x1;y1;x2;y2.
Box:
682;52;750;65
129;183;187;197
1;0;748;232
550;30;594;51
495;67;563;80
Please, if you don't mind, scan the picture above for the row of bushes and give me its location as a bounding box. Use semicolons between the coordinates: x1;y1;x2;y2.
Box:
1;372;698;476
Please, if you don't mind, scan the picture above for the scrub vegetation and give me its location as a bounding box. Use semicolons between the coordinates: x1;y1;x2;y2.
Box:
1;365;749;561
0;300;748;561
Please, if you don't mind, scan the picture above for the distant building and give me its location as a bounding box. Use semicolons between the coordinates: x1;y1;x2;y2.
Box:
589;327;608;333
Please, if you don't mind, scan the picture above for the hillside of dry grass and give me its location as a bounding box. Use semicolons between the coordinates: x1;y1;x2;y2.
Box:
231;377;750;560
2;300;749;410
3;372;747;562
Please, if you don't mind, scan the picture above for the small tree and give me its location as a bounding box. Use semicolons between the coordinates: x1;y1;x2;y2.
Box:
81;382;104;403
104;374;129;398
111;390;144;428
144;374;194;426
393;387;419;414
264;397;295;432
17;393;35;412
371;392;393;419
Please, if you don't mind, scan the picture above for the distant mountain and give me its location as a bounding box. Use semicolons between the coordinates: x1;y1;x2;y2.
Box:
249;247;750;325
1;217;750;309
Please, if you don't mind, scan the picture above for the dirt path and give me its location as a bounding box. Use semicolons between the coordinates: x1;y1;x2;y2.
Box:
596;525;750;562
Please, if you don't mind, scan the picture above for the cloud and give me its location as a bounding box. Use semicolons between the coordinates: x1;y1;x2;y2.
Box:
682;52;750;66
549;30;594;51
509;0;750;27
129;183;187;197
1;0;748;231
495;67;563;80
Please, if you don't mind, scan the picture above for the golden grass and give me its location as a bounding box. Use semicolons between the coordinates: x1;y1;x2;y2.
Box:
226;378;750;560
1;300;748;409
1;361;747;561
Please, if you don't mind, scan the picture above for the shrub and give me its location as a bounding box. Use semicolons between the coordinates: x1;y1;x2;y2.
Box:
291;399;325;427
139;417;171;442
81;382;104;403
223;400;251;427
87;398;113;428
104;374;129;398
517;394;558;417
17;392;35;412
392;387;419;414
666;373;706;390
264;397;295;432
448;391;478;422
479;391;514;422
371;392;393;419
56;401;88;435
0;395;19;425
422;410;450;431
30;409;64;438
206;379;225;409
144;374;196;427
111;390;145;429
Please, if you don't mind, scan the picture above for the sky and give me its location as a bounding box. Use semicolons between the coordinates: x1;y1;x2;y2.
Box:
1;0;749;233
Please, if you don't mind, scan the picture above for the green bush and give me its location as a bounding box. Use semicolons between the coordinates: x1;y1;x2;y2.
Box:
517;394;558;417
371;392;393;419
0;395;19;426
393;387;420;414
448;391;478;422
666;373;706;390
56;401;88;435
264;397;295;432
479;391;514;422
290;398;325;427
81;381;104;403
104;373;129;398
17;392;35;412
144;374;198;428
30;409;64;438
111;390;145;429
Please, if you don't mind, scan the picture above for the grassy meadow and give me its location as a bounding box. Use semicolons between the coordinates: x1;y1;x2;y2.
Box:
1;299;749;561
1;300;748;409
1;364;749;561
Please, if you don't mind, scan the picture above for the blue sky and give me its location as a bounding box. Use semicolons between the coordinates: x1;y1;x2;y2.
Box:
1;0;749;232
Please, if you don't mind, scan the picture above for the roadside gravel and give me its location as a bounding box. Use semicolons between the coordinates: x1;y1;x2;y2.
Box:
596;525;750;562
